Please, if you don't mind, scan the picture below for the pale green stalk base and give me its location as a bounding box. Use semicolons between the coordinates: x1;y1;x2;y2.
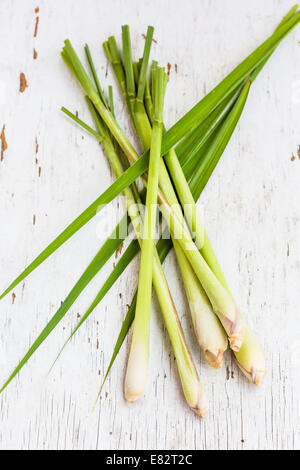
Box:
124;336;148;402
124;116;163;403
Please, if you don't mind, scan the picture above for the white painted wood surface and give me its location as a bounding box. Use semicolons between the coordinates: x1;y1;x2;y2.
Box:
0;0;299;450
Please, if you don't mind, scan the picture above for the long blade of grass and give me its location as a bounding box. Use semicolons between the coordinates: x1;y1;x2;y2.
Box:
62;107;103;140
162;13;300;151
0;154;149;300
84;44;107;106
0;219;129;393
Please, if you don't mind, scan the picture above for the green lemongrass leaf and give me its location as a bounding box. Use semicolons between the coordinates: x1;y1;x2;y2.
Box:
61;107;102;140
84;44;107;106
0;220;129;393
0;153;149;301
176;89;238;171
162;13;300;151
49;238;140;373
190;79;251;201
249;5;299;82
180;94;238;180
278;4;299;26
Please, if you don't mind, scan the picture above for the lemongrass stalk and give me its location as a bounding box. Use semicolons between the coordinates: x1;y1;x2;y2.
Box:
122;26;153;149
121;25;136;115
86;73;207;415
146;74;243;287
125;67;165;402
84;44;107;106
137;27;154;101
134;27;154;147
106;37;127;98
173;242;227;368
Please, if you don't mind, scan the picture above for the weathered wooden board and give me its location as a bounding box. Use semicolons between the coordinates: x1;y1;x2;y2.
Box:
0;0;299;450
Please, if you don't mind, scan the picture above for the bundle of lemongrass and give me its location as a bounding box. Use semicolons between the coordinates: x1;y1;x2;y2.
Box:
0;6;299;418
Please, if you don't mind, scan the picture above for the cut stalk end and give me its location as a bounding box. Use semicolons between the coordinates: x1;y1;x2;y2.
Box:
204;349;224;370
229;334;245;352
217;302;246;352
190;383;209;418
234;327;266;385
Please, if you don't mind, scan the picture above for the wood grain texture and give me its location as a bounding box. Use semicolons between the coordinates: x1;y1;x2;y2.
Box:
0;0;299;450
